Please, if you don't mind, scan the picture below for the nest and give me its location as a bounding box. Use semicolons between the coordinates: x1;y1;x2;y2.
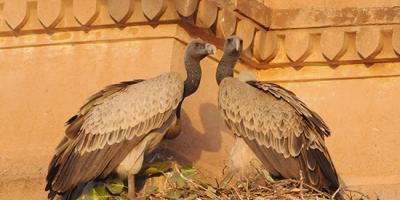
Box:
77;159;371;200
143;163;370;200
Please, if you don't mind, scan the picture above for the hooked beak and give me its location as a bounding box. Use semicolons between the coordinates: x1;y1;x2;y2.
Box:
205;43;216;55
234;38;242;51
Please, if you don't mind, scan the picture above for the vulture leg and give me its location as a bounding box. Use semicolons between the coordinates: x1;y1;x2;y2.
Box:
127;173;136;199
164;117;181;139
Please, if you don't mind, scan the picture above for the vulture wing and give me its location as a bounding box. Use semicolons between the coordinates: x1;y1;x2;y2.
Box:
218;78;339;192
46;72;183;194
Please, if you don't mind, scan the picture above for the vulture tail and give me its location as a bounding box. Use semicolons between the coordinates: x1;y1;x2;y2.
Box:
310;149;340;193
45;137;70;199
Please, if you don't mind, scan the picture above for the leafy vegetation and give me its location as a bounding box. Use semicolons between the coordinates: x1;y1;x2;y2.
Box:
77;160;369;200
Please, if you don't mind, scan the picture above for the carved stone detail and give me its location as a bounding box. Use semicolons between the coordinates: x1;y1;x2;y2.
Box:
73;0;99;26
142;0;167;21
38;0;63;28
253;31;278;62
356;27;383;59
175;0;198;17
195;0;217;28
320;29;348;61
0;0;398;68
236;19;255;51
108;0;133;23
284;31;312;62
216;9;237;38
393;27;400;55
4;0;28;30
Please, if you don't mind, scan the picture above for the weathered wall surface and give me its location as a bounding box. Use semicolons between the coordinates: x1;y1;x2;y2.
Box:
264;0;399;9
0;24;179;199
257;64;400;199
252;1;400;198
0;0;399;199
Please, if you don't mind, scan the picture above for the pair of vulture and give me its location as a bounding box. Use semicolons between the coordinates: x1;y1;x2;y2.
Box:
46;36;341;199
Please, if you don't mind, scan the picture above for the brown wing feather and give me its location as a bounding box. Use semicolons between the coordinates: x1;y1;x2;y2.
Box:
218;78;339;193
46;73;183;195
247;81;330;137
47;133;143;192
65;80;144;138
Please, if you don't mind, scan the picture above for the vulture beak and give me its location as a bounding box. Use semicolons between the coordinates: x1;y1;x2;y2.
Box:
205;43;216;55
234;38;241;51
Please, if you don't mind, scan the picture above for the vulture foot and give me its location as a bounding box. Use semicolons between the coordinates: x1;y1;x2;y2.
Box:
127;174;137;200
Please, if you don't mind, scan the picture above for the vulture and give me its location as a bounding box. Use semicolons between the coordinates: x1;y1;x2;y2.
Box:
216;36;341;195
45;40;216;199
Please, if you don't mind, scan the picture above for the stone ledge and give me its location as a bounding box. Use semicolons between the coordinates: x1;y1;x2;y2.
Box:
0;0;399;68
271;6;400;30
247;25;400;68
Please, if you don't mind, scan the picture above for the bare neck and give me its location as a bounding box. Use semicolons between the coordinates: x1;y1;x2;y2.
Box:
183;54;202;98
216;54;238;85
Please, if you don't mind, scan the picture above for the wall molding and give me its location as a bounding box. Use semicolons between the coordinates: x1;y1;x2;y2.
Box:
0;0;399;68
271;6;400;30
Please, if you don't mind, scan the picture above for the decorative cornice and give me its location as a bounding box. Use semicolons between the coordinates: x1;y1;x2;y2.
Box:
249;25;400;68
271;6;400;30
0;0;268;36
0;0;399;68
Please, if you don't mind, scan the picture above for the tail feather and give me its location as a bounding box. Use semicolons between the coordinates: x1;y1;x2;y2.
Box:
310;149;340;192
46;137;71;198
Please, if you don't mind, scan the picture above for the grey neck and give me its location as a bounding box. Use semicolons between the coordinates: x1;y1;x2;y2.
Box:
183;55;202;98
216;54;239;85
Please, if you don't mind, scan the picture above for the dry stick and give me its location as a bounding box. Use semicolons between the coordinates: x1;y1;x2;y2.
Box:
299;170;305;200
331;186;341;200
172;163;221;200
343;189;371;200
257;185;274;192
232;186;244;200
245;177;250;199
230;190;236;199
286;179;331;198
173;163;206;190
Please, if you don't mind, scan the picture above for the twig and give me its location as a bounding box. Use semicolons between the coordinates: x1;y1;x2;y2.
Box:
286;179;331;198
299;170;305;200
172;163;222;200
331;186;341;200
232;186;244;200
173;163;207;191
245;177;250;198
343;189;371;199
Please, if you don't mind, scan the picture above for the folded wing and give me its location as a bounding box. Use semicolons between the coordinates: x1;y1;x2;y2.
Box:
218;78;339;192
46;73;184;193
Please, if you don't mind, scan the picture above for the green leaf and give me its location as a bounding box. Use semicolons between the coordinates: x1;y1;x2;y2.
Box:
110;197;127;200
77;188;96;200
77;185;110;200
166;189;185;199
261;169;275;183
169;172;186;188
184;194;198;200
106;179;125;195
94;186;109;200
199;181;212;189
144;186;159;197
180;165;197;178
144;161;172;176
205;186;219;200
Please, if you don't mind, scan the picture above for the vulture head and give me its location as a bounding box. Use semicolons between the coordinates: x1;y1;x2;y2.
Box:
216;36;243;85
223;35;243;58
182;40;216;98
185;39;216;61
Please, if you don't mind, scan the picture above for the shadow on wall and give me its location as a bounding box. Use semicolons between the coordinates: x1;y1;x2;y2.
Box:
163;103;225;164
